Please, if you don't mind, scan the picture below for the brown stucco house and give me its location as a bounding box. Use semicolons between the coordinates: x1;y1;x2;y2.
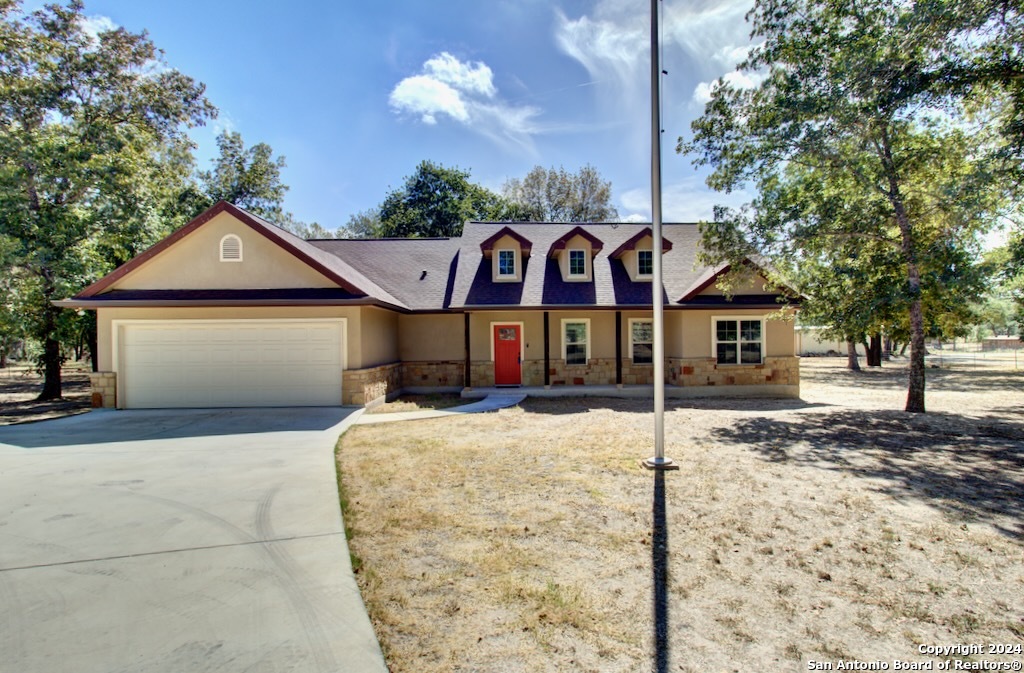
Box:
57;201;800;408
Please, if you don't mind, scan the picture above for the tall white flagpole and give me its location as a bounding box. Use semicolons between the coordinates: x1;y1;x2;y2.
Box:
644;0;676;471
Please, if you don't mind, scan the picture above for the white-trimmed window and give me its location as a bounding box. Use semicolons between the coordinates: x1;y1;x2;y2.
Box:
714;317;764;365
568;249;587;278
629;319;653;364
637;249;653;277
497;249;516;277
561;319;591;365
220;234;242;262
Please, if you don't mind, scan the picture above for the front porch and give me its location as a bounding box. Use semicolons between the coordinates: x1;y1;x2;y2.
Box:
461;381;800;400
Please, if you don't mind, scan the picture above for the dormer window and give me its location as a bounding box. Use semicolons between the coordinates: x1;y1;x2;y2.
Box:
637;250;653;277
497;249;516;277
220;234;242;262
568;249;587;277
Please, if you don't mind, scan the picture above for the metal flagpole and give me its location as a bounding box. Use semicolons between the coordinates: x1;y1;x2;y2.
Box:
643;0;676;471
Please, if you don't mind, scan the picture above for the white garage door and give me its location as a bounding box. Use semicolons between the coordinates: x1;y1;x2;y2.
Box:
119;320;344;408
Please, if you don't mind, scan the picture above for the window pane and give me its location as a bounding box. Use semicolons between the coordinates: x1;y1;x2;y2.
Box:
498;250;515;275
717;343;737;365
565;322;587;344
741;342;762;363
716;320;737;342
569;250;586;275
498;328;516;341
632;343;653;364
632;321;653;343
638;250;653;275
566;344;587;365
741;320;761;341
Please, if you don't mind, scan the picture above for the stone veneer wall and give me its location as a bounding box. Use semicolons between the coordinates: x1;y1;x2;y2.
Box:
89;371;117;408
96;356;801;409
342;363;403;406
401;361;464;389
343;360;466;405
667;356;799;387
547;358;617;386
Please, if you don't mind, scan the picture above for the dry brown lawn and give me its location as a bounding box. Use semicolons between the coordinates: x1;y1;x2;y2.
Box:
0;366;91;425
337;358;1024;672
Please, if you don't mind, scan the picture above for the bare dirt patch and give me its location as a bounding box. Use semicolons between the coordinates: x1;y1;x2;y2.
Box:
0;366;92;425
337;358;1024;672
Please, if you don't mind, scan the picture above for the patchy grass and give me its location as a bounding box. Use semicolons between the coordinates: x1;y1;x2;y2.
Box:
338;358;1024;672
366;393;464;415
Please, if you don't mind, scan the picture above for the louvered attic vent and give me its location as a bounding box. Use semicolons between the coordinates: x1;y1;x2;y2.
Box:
220;234;242;262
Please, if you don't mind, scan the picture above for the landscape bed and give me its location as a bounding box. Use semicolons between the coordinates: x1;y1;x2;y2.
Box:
338;358;1024;672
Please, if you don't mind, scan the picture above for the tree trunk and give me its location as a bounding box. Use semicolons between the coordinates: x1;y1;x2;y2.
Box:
88;315;99;373
37;285;63;401
878;125;925;412
847;341;861;371
867;333;883;367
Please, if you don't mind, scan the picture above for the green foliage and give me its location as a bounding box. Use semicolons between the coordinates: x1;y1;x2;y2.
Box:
502;165;619;222
679;0;1012;412
198;130;288;221
378;160;513;238
0;0;215;398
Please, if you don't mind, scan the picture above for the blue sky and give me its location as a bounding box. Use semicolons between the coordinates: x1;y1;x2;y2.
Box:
50;0;758;230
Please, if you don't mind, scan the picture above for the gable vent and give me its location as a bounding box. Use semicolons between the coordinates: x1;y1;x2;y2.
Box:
220;234;242;262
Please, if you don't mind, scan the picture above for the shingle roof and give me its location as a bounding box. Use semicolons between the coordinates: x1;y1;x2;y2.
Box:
450;222;706;308
308;238;461;311
65;203;795;312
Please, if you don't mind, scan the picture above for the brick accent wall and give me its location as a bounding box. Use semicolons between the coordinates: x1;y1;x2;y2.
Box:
666;356;799;387
89;371;117;408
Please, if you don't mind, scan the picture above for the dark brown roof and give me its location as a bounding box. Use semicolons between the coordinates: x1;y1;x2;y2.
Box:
548;226;604;256
450;222;704;308
609;227;673;258
479;226;533;257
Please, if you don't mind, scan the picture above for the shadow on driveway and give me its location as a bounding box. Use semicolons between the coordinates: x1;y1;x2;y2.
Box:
0;407;357;449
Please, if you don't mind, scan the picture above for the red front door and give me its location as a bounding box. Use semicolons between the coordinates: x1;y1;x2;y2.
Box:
494;324;522;386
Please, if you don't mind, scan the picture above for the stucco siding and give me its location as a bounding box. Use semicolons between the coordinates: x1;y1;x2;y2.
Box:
109;212;339;291
359;306;399;368
680;309;795;359
399;314;464;361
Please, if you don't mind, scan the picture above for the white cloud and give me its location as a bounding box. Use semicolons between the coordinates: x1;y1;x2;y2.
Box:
390;75;469;124
692;69;765;105
389;52;541;154
80;14;117;44
423;53;496;98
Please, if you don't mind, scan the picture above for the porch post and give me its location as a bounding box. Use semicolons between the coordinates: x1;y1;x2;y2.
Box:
464;312;471;389
615;311;623;386
543;311;550;387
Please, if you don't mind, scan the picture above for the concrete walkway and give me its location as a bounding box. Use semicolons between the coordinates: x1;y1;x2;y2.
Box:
355;393;526;425
0;408;385;673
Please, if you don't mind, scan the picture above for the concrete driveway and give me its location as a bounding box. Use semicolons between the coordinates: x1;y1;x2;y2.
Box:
0;408;386;673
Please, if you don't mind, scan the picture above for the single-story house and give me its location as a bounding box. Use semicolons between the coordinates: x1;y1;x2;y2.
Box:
57;201;800;408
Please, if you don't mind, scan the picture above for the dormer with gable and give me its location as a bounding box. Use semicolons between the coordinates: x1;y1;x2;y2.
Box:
610;227;673;282
480;226;533;283
548;226;603;283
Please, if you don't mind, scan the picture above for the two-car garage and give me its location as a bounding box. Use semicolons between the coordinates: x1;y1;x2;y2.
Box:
116;319;345;408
